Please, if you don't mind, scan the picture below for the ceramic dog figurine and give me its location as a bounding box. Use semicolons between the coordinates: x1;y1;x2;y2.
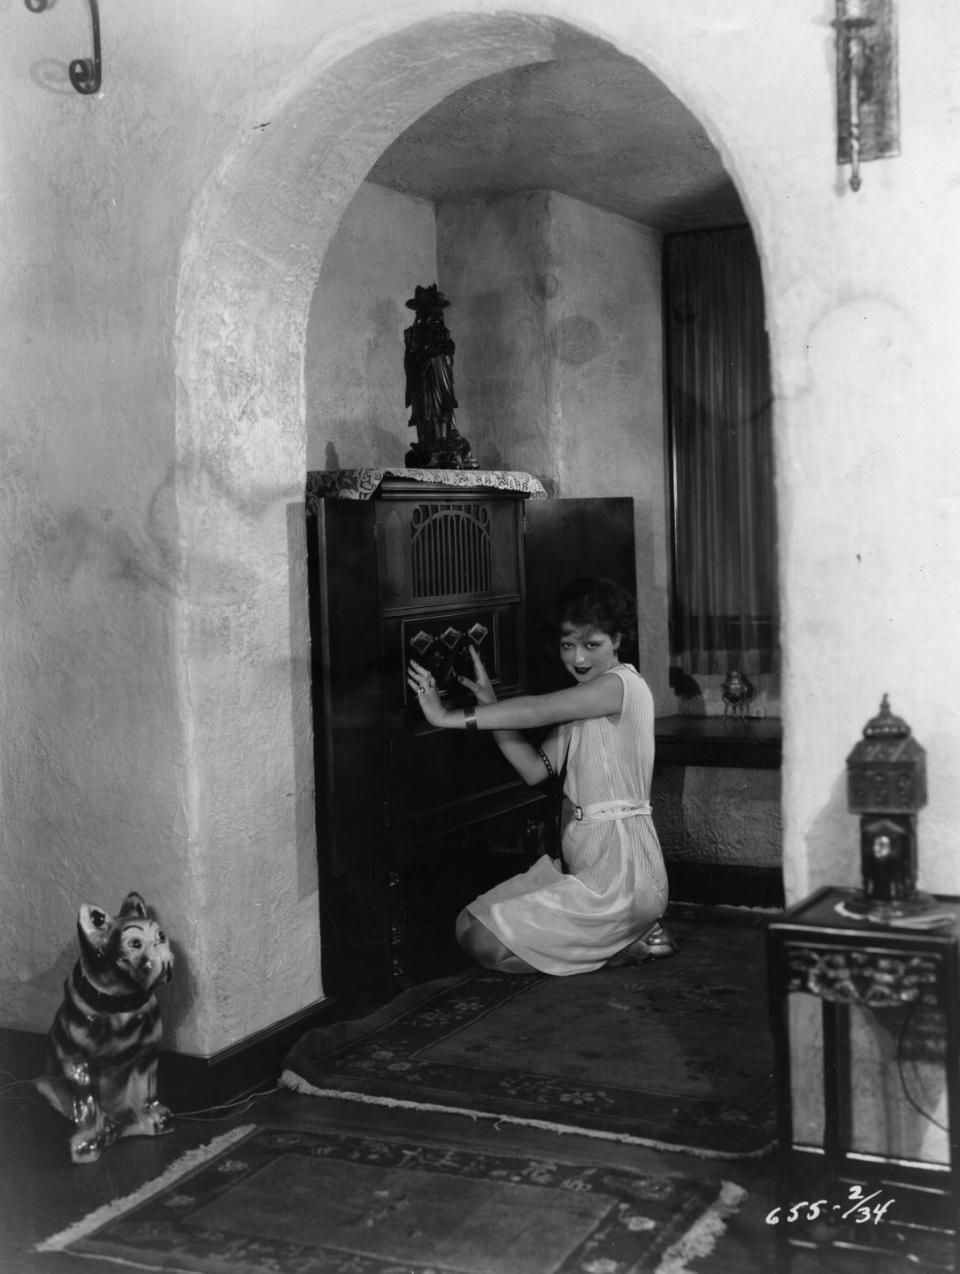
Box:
35;891;174;1164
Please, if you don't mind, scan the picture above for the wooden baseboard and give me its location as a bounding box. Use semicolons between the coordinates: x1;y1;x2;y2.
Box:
0;1026;49;1081
0;998;342;1116
158;997;342;1112
666;862;784;909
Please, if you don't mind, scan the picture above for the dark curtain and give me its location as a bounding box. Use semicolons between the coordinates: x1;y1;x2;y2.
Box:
664;226;778;677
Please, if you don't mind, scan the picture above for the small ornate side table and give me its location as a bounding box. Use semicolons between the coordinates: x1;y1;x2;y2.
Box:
766;886;960;1271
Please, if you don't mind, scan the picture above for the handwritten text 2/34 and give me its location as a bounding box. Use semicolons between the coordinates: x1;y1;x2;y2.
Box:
766;1186;894;1226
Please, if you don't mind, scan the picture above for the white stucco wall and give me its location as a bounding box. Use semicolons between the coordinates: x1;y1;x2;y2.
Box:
305;182;437;470
438;189;670;708
437;191;556;473
548;193;671;712
656;767;782;870
0;1;957;1068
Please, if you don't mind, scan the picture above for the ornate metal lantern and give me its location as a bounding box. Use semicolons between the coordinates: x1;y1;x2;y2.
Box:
845;695;934;918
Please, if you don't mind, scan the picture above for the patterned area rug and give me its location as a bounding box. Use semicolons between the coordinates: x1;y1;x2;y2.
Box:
37;1123;747;1274
282;911;776;1158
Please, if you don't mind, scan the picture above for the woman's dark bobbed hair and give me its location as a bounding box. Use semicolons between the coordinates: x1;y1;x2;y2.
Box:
549;577;637;649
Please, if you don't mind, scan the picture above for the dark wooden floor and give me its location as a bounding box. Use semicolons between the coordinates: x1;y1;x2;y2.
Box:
1;878;950;1274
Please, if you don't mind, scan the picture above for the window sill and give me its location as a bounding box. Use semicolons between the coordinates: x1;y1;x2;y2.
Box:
654;715;782;770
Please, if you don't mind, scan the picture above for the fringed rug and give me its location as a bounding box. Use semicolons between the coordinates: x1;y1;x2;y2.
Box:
281;911;775;1158
37;1123;748;1274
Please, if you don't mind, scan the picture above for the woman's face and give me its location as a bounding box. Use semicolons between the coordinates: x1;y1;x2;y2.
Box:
559;622;621;685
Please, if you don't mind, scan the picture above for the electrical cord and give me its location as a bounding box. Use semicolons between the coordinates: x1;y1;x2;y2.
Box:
0;1072;44;1099
174;1081;283;1122
896;1000;948;1134
0;1069;283;1123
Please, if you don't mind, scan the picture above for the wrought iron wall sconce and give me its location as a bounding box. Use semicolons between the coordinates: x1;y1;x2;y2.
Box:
832;0;899;191
25;0;101;95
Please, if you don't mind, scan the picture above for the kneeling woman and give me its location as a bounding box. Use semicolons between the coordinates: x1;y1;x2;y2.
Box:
407;577;676;976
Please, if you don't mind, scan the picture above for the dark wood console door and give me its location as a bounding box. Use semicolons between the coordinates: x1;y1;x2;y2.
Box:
523;497;637;693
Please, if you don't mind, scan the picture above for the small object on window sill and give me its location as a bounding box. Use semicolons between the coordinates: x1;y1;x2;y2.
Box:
722;670;754;720
669;666;703;716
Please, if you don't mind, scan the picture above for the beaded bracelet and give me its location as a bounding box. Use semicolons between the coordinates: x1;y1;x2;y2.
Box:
537;747;555;777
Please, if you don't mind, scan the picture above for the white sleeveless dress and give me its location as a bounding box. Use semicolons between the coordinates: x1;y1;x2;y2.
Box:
465;664;669;975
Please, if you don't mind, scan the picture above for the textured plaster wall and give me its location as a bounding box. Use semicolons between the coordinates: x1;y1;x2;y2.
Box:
438;190;670;709
0;1;958;1103
437;192;554;474
0;6;596;1053
548;193;670;712
655;767;781;870
305;183;437;470
0;3;199;1042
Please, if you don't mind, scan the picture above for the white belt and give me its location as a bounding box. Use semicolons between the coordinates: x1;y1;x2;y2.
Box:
570;800;651;822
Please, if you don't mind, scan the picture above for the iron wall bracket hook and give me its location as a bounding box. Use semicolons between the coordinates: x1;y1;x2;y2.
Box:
25;0;102;95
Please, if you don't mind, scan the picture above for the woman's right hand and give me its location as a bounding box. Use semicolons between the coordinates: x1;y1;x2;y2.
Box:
406;659;449;728
459;645;498;705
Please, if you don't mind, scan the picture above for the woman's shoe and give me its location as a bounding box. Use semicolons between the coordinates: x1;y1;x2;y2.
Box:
606;921;679;967
637;921;679;960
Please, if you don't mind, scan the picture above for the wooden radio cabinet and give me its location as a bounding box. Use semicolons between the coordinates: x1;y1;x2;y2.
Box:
306;472;636;982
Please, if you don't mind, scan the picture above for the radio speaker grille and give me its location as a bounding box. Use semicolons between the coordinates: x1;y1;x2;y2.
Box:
411;503;492;598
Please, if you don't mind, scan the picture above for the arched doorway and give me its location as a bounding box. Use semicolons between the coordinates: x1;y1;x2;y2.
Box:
173;8;770;1047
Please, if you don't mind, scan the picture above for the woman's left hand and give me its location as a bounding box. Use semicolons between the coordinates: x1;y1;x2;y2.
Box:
407;660;448;727
458;645;498;705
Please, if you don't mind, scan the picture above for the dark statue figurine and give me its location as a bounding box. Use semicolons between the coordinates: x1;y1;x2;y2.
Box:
403;284;477;469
